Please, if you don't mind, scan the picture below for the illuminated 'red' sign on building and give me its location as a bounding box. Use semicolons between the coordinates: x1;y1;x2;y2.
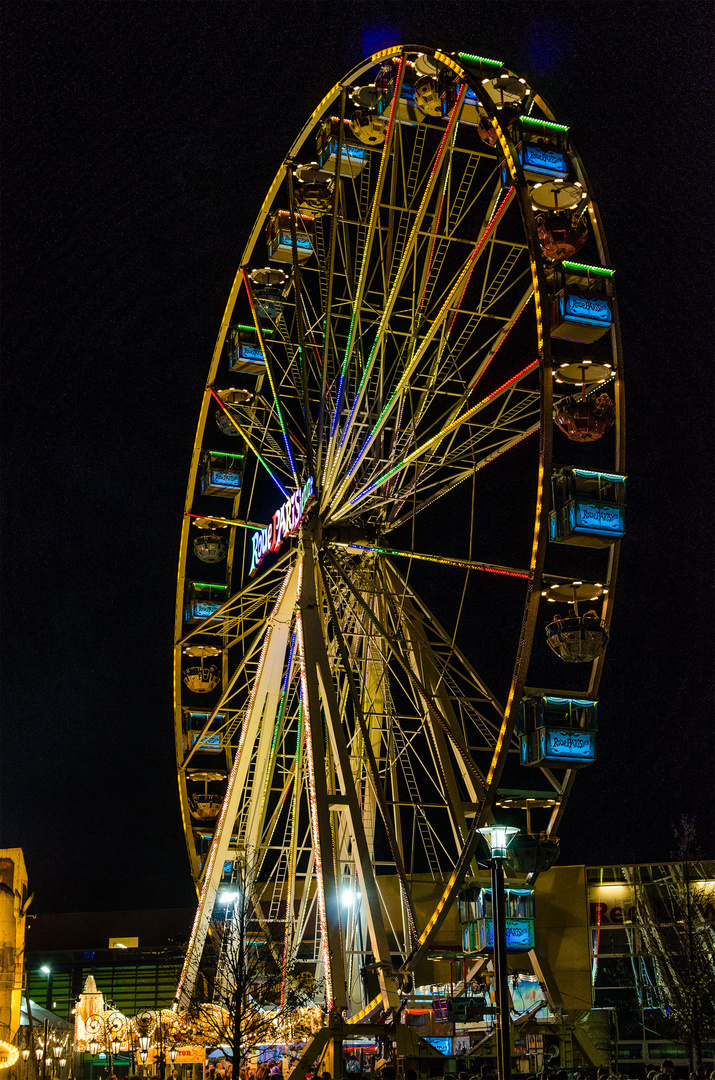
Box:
251;476;315;575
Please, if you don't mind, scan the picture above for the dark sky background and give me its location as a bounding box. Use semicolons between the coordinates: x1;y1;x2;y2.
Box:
1;1;713;915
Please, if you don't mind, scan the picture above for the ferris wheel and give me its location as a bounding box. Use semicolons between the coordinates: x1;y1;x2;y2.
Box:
173;45;625;1018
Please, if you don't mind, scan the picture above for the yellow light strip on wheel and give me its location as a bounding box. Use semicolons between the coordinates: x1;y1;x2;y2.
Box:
418;866;460;944
490;116;544;353
434;52;466;77
346;993;383;1025
481;110;550;793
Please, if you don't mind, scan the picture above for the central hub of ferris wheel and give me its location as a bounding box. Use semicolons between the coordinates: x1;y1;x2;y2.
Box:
173;43;626;1048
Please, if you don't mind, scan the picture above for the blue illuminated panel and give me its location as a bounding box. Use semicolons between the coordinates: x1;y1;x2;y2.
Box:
542;727;596;762
229;342;266;373
189;730;222;751
189;600;222;620
573;500;625;536
479;917;535;951
239;343;264;361
424;1038;452;1056
521;144;569;178
560;293;612;328
319;140;367;177
277;231;312;251
330;141;366;162
208;469;241;488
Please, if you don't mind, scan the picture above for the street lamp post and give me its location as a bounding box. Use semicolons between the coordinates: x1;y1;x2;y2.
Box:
479;825;519;1080
40;969;53;1013
41;1019;49;1080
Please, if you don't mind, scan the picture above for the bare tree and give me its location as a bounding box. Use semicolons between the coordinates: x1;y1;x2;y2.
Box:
183;851;320;1070
638;818;715;1071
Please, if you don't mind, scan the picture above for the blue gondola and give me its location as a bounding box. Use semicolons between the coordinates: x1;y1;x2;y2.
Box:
518;695;597;767
200;450;244;497
549;467;626;547
458;885;535;953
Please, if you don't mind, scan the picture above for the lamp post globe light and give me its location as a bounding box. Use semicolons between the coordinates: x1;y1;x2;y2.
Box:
478;825;519;1080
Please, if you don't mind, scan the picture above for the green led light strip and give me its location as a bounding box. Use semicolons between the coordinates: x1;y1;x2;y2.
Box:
521;116;570;132
235;323;273;335
562;261;615;277
457;52;503;67
192;582;229;590
207;450;245;460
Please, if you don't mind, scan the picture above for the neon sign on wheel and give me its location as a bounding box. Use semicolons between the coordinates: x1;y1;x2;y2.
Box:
250;477;315;575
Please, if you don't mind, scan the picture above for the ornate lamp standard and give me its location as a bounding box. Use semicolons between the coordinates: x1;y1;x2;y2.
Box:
478;825;519;1080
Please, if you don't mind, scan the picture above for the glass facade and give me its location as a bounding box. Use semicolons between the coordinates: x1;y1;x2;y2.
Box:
27;953;182;1021
588;861;715;1065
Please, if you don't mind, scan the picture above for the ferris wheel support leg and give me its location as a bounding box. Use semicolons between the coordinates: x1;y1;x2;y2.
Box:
301;537;400;1011
173;564;300;1011
297;557;348;1011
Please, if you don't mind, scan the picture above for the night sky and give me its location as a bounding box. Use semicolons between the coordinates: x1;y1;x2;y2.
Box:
2;1;713;915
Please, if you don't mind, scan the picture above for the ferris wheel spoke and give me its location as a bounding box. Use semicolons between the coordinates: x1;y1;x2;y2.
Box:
316;93;347;473
384;559;507;736
387;423;540;529
324;547;485;797
178;550;293;645
325;86;470;500
330;357;538;522
325;187;518;517
323;56;407;488
242;272;301;487
386;393;541;511
209;387;291;499
330;540;530;580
